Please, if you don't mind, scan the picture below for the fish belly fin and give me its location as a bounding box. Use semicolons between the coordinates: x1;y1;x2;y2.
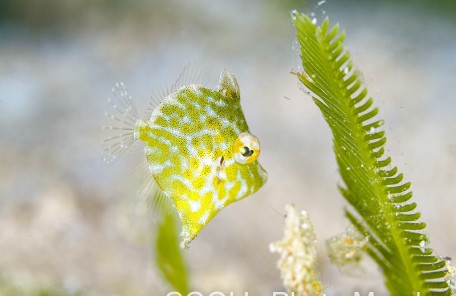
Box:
179;211;216;249
175;202;219;249
102;82;142;163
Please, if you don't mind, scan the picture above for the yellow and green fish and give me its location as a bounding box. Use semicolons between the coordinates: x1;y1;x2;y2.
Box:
103;69;267;248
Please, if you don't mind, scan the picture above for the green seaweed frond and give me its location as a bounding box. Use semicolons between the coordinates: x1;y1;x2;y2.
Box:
154;190;190;294
292;12;452;295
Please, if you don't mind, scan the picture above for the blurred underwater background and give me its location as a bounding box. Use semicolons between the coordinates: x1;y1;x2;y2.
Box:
0;0;455;295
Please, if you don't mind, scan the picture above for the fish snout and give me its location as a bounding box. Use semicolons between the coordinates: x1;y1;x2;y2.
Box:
257;163;268;184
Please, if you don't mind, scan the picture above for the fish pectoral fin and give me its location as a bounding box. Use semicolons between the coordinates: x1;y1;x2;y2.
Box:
216;155;227;183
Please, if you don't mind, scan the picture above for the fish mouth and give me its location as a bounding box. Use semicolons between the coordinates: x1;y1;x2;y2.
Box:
257;163;268;184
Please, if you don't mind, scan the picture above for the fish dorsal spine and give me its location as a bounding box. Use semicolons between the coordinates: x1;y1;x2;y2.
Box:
218;70;240;100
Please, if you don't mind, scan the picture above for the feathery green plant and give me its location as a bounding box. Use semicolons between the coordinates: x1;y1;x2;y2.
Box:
292;12;452;295
155;195;190;294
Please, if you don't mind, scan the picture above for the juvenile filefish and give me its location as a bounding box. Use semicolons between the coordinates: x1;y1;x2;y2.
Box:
103;69;267;248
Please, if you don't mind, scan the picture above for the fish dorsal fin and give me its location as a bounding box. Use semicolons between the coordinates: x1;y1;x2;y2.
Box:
147;64;207;116
171;63;206;92
218;69;240;100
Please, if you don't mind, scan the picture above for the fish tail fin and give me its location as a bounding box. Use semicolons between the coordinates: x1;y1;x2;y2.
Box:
102;82;141;164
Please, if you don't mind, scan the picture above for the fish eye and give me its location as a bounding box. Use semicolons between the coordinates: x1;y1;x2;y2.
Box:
241;146;254;157
234;133;260;164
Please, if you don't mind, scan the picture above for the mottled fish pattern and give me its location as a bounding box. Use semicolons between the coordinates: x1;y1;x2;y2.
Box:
104;70;267;248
